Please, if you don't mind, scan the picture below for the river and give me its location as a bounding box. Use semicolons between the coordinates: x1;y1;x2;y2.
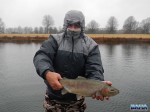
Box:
0;42;150;112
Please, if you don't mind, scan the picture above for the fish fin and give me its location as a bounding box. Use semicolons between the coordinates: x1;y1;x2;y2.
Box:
77;76;86;80
76;95;83;100
61;88;68;95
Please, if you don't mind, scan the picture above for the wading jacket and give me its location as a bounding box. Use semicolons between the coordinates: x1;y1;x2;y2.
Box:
33;32;104;101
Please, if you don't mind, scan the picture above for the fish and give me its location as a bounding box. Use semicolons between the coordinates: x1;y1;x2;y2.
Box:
59;76;119;98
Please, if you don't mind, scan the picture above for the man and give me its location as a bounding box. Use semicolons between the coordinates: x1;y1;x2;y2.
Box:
33;10;112;112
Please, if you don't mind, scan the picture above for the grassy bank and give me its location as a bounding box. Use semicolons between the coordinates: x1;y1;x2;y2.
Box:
0;34;150;43
0;34;48;42
89;34;150;43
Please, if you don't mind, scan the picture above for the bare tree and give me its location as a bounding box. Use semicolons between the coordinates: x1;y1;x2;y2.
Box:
106;16;118;34
39;26;44;34
140;17;150;34
34;27;39;34
86;20;99;33
0;18;5;33
123;16;138;33
17;26;23;34
24;27;33;34
58;26;63;33
51;27;58;33
5;28;13;34
5;27;18;34
42;15;54;33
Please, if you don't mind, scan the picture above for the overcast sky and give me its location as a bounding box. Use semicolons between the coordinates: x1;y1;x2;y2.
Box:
0;0;150;28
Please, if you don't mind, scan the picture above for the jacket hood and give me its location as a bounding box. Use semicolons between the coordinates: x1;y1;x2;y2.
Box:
63;10;85;32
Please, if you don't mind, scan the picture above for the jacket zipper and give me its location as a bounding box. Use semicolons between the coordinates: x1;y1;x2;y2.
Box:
72;35;74;54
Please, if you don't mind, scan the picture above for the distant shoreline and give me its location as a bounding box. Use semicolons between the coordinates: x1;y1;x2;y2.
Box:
0;34;150;43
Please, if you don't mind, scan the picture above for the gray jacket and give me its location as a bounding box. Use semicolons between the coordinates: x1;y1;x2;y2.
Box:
33;10;104;101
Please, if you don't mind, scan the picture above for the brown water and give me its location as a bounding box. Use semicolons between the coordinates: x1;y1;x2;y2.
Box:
0;42;150;112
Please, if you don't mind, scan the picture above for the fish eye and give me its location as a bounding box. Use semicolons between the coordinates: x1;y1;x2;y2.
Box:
110;89;115;92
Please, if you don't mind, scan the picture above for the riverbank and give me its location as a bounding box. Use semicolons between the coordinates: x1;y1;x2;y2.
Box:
0;34;150;43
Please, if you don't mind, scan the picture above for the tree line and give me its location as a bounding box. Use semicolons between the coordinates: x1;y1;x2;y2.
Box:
0;15;150;34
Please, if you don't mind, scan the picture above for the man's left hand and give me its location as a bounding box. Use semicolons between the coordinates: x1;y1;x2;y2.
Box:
92;81;112;101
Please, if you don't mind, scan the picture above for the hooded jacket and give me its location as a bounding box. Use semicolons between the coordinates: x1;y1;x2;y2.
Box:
33;10;104;101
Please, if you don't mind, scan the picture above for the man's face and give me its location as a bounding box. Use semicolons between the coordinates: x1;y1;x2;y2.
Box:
68;24;80;29
67;23;81;32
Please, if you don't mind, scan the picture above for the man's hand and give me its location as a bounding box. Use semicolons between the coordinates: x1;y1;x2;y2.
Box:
92;81;112;101
45;71;63;90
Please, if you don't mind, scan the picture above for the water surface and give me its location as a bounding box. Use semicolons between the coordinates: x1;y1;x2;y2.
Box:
0;42;150;112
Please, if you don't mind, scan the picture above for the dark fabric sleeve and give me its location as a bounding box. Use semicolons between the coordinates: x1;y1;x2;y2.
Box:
33;35;58;79
85;45;104;81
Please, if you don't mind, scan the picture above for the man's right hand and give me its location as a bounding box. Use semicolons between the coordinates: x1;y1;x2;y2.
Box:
45;71;63;90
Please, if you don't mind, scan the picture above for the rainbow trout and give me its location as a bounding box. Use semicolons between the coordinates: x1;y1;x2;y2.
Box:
60;76;119;98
